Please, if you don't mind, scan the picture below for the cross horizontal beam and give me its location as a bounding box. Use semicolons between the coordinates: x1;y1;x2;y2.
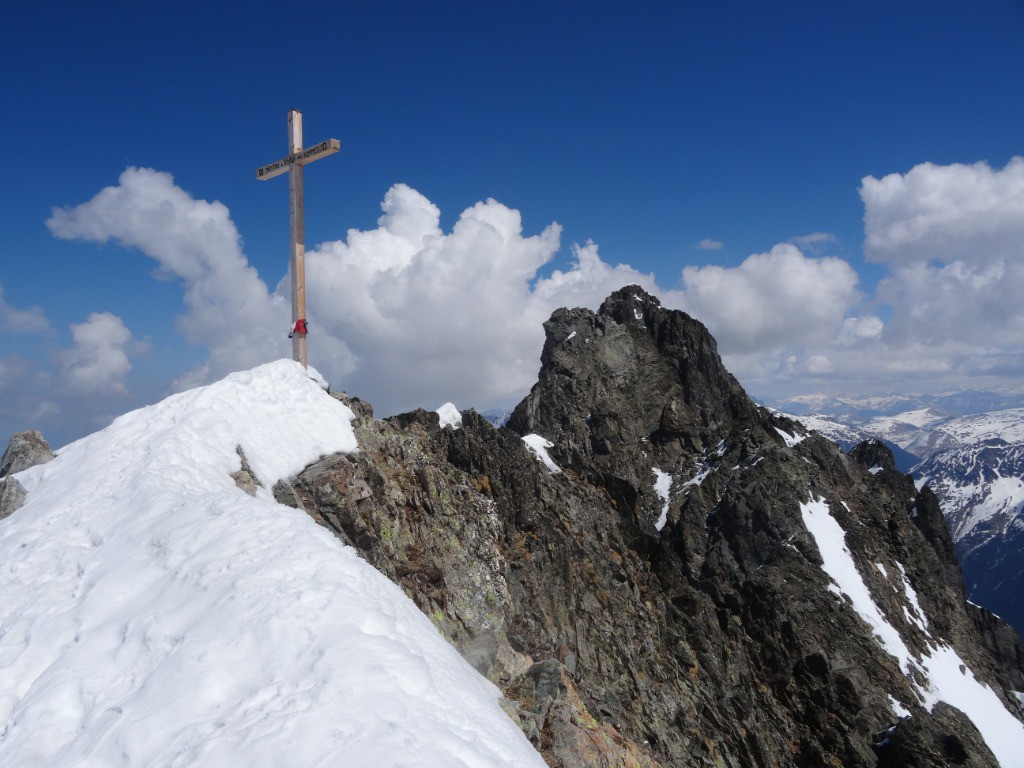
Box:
256;138;341;181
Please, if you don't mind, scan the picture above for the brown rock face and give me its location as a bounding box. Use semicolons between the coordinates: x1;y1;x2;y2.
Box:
281;287;1023;767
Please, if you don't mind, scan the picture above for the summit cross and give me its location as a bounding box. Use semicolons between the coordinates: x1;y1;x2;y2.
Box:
256;109;340;368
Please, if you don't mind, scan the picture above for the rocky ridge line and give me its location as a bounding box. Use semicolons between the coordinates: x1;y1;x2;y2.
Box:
278;286;1024;767
5;287;1023;766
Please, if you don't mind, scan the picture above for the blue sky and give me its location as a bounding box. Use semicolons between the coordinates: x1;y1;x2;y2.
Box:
2;0;1023;447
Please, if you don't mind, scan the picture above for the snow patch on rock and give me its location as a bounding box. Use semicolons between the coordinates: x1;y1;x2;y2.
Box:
436;401;463;429
652;468;671;531
522;434;561;474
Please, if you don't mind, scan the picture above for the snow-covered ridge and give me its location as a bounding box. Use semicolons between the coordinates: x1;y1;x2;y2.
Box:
909;410;1024;556
788;403;1024;634
783;413;867;447
0;360;544;767
922;408;1024;447
792;406;1024;457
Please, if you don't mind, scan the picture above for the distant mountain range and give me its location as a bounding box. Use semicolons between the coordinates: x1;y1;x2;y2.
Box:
782;397;1024;635
777;391;1024;422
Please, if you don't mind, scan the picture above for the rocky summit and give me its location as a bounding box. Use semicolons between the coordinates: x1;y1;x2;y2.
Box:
272;286;1024;767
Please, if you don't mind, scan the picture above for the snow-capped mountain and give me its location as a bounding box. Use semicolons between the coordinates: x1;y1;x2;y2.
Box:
915;410;1024;634
3;289;1024;767
776;411;868;448
782;412;922;472
863;408;953;456
775;391;1024;421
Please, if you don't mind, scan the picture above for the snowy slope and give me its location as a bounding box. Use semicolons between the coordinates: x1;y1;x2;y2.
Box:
784;412;868;448
864;408;951;455
801;498;1024;766
0;360;544;767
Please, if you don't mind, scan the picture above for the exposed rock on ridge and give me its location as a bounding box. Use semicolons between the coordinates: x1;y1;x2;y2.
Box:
0;430;55;478
0;430;55;520
509;287;757;474
284;286;1024;767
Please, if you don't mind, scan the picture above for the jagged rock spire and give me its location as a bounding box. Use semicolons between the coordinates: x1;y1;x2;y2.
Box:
508;284;759;474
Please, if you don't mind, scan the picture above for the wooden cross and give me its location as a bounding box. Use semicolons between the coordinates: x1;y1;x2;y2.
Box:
256;109;340;368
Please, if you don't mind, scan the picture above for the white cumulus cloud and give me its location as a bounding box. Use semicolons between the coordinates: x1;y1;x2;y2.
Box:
683;158;1024;398
47;173;657;415
837;315;884;345
0;285;49;334
305;185;655;412
43;157;1024;421
856;157;1024;387
673;243;862;354
862;157;1024;266
47;168;291;389
58;312;136;394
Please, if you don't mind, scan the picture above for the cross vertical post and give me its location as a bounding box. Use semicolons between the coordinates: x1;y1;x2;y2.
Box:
288;110;307;367
256;110;340;369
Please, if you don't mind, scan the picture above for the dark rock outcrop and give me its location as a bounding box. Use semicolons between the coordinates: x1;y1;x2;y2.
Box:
849;439;899;473
230;445;262;496
875;702;997;767
283;287;1022;767
0;430;55;520
965;601;1024;693
0;476;26;522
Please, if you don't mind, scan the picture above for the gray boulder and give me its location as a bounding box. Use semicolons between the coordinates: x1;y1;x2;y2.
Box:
0;476;26;521
1;430;55;478
0;430;55;521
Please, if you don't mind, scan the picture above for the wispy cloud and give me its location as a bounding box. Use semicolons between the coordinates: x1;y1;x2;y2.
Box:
669;243;864;354
0;285;50;334
788;232;836;249
696;238;723;250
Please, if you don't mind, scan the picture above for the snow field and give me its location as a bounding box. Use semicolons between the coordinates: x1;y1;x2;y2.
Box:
0;360;545;767
774;426;807;448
